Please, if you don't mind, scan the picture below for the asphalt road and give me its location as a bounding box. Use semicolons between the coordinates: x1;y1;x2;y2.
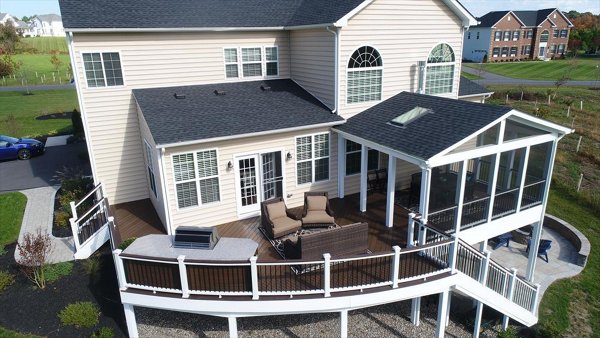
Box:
0;142;91;192
462;66;600;87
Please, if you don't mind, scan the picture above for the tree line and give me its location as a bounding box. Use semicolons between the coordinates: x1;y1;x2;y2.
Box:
565;10;600;54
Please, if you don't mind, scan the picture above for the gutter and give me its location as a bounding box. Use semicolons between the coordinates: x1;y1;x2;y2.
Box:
458;92;494;99
154;120;345;149
65;23;338;34
326;26;340;114
66;32;99;184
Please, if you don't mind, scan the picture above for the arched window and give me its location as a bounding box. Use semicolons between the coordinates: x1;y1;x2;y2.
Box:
540;30;549;42
425;43;455;95
347;46;382;104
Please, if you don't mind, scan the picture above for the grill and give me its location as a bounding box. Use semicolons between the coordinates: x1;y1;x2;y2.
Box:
173;226;220;249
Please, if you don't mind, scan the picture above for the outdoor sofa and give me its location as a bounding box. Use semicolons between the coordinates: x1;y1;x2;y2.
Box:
283;222;369;260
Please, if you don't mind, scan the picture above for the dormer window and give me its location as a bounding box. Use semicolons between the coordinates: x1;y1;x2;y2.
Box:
346;46;383;104
425;43;455;95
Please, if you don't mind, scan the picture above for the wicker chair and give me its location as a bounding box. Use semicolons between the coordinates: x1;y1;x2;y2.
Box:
301;192;335;228
261;197;302;239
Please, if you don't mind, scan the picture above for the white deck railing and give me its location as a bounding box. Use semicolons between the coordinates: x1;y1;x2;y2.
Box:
69;183;112;258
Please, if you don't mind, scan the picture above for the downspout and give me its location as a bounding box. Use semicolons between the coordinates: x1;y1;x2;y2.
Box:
67;32;99;184
158;147;173;235
326;26;340;114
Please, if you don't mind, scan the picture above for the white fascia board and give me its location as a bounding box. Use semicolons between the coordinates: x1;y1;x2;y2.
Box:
333;0;374;27
65;23;335;33
156;121;345;149
458;92;494;99
508;110;573;135
441;0;478;27
333;129;427;167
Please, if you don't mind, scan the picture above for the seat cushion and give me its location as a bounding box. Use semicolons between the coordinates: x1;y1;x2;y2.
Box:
307;195;327;211
266;201;286;220
302;210;335;224
271;217;302;238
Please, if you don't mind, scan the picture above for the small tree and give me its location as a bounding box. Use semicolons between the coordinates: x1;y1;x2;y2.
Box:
0;21;20;54
50;50;63;72
17;230;53;289
0;54;19;77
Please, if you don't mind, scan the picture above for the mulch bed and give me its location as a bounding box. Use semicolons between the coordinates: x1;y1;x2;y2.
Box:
35;112;73;120
0;243;127;337
52;189;72;238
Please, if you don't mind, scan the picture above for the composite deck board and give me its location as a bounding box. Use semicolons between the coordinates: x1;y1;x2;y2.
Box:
111;199;166;240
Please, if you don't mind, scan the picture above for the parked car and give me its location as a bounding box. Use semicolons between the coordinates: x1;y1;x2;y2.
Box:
0;135;45;160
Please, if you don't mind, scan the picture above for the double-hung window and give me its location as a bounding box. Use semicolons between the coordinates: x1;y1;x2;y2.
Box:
223;46;278;79
553;30;559;38
492;47;500;57
513;31;520;40
173;150;220;208
560;30;568;38
296;133;329;184
82;52;124;87
242;47;262;77
425;43;455;95
347;46;383;104
265;47;279;76
494;31;502;41
224;48;239;78
510;47;518;57
558;44;565;54
345;140;379;176
501;47;509;57
144;141;157;197
503;31;511;41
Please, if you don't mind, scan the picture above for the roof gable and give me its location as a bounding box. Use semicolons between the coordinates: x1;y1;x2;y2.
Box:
458;77;493;98
476;8;572;28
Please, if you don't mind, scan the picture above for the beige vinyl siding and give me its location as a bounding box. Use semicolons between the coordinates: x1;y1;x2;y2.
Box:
339;0;464;119
290;29;335;109
72;31;291;204
162;127;338;231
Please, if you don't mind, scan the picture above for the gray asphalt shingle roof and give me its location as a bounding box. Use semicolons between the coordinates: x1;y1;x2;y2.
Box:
458;76;492;97
134;79;343;146
475;8;561;28
334;92;511;161
58;0;366;29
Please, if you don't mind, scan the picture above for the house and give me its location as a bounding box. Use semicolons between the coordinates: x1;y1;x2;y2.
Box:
59;0;573;337
15;20;35;37
0;13;16;25
463;8;574;62
30;14;64;37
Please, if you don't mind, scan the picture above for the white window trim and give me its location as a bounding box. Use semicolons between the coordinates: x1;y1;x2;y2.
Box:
345;45;384;105
503;31;511;41
295;132;331;186
144;140;158;198
171;148;222;211
492;48;500;58
494;31;502;41
80;51;126;89
424;43;456;96
222;46;279;80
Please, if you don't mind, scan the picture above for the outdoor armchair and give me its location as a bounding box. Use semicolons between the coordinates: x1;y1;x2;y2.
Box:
526;239;552;263
301;192;335;228
261;197;302;239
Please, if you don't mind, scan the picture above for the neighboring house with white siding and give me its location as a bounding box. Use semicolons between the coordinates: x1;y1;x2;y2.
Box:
59;0;573;337
30;14;64;37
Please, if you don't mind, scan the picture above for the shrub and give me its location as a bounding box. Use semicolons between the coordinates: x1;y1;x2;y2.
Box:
118;237;136;250
45;262;73;283
90;327;114;338
0;270;15;293
17;230;52;289
82;256;102;277
0;244;7;256
71;109;84;137
0;55;19;77
58;301;100;328
498;326;519;338
54;210;71;228
536;321;562;338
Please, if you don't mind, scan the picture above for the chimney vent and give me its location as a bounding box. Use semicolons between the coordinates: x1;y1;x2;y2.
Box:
214;90;226;96
173;93;186;99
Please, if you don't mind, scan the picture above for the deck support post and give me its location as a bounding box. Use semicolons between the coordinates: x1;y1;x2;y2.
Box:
386;156;397;227
446;292;452;327
435;290;449;338
228;317;238;338
177;255;189;298
112;249;127;290
411;297;421;326
250;256;259;300
338;134;346;199
526;221;542;282
69;217;82;252
407;213;416;247
340;310;348;338
360;145;368;212
123;303;139;338
391;246;400;288
473;301;484;338
323;253;331;297
503;268;518;330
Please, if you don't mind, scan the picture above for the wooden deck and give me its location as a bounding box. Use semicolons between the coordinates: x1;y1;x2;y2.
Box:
112;192;410;261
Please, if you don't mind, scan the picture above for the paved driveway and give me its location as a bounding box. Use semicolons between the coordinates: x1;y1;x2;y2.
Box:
0;142;91;192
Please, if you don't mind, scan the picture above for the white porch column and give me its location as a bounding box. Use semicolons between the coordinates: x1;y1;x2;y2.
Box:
228;317;238;338
386;155;397;227
454;160;468;232
473;301;484;338
486;120;505;223
419;167;432;220
359;145;368;212
526;139;558;281
515;146;531;212
505;150;516;189
411;297;421;326
435;290;449;338
123;304;139;338
337;134;346;199
340;310;348;338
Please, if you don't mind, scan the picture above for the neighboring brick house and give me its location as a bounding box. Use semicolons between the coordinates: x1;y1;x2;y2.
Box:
463;8;573;62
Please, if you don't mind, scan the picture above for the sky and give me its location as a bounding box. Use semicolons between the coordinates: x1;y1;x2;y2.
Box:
0;0;598;19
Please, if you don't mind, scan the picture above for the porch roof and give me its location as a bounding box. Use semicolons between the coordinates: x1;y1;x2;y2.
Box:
334;92;511;162
134;79;344;147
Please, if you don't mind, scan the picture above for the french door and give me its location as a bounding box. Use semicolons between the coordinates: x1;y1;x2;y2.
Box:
235;151;284;217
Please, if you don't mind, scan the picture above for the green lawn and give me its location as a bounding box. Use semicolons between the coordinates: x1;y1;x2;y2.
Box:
19;37;68;54
0;89;79;138
539;186;600;337
0;192;27;246
461;71;483;80
463;57;600;81
1;54;72;87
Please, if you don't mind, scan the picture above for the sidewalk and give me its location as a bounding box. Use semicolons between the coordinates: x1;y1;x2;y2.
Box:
14;186;76;264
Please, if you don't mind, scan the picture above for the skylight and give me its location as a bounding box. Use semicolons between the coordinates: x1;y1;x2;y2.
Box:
389;106;432;127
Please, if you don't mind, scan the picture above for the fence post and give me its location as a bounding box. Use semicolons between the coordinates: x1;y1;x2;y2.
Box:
250;256;259;300
391;246;401;288
69;218;81;252
532;283;541;314
112;249;127;291
177;255;190;298
70;201;78;220
323;253;331;297
407;213;416;247
479;251;491;285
